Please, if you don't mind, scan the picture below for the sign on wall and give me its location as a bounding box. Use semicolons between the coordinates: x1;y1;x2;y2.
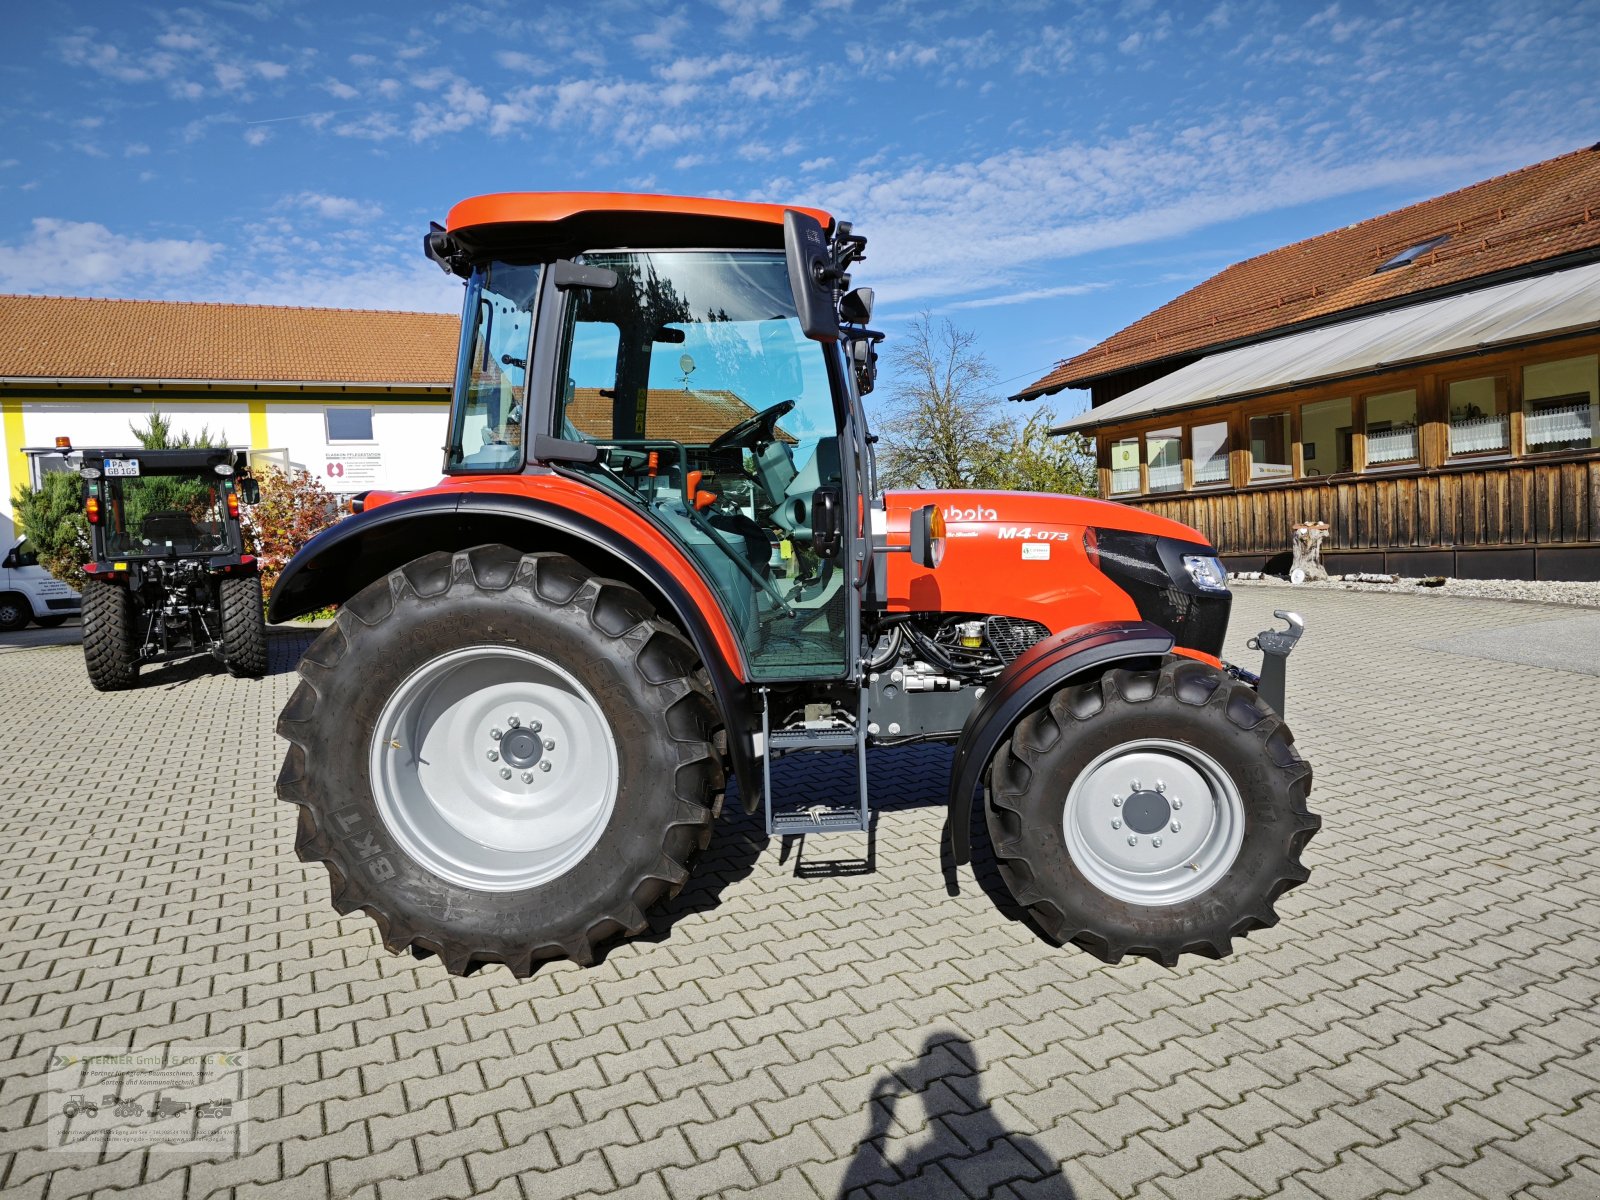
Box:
320;449;384;490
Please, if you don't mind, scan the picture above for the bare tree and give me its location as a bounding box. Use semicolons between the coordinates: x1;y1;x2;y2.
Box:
873;313;1096;496
874;314;1011;490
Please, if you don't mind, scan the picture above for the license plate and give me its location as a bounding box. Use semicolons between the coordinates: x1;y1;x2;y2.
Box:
104;458;140;477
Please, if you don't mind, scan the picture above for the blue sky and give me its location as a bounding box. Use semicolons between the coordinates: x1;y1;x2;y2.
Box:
2;0;1597;418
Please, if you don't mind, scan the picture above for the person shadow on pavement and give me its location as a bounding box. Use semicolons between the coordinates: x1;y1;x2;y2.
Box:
836;1032;1075;1198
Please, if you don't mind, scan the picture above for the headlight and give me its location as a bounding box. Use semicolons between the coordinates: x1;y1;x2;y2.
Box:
1182;554;1229;593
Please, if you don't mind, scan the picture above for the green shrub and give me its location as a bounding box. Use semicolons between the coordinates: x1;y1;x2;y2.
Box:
12;471;90;585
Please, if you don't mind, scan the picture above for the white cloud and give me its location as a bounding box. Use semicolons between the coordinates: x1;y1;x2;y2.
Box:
947;283;1112;310
244;126;271;146
289;192;379;221
0;219;220;292
323;77;359;100
632;10;689;57
254;60;289;80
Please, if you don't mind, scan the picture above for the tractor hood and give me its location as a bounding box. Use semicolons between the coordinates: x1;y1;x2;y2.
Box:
885;488;1212;546
878;489;1230;658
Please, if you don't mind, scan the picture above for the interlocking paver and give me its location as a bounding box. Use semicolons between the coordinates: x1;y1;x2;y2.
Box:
2;592;1599;1199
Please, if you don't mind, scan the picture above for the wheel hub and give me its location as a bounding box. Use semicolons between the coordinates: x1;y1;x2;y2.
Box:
369;646;618;893
1063;739;1244;907
1121;789;1170;834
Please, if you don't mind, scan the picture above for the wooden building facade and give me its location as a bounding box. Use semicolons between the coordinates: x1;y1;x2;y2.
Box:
1020;145;1600;581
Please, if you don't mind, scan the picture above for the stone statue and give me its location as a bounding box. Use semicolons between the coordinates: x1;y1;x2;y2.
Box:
1289;521;1330;583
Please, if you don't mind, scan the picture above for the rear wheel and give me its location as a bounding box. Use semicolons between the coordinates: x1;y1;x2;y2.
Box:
277;545;722;976
219;575;268;677
82;579;140;691
987;655;1318;966
0;594;29;632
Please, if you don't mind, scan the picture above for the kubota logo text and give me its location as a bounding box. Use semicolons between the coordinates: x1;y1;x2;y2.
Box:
943;504;997;523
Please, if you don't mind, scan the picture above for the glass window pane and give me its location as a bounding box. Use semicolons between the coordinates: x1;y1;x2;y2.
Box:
447;262;540;471
1191;422;1229;485
1300;398;1352;476
1146;427;1182;492
1248;412;1291;481
1447;376;1509;454
1523;355;1598;452
325;408;373;442
1110;437;1140;493
1364;389;1418;465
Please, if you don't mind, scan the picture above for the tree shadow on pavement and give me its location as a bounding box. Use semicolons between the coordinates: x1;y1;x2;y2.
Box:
837;1032;1074;1198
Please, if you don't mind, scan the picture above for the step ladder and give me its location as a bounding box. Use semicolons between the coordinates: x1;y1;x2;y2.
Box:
761;686;871;837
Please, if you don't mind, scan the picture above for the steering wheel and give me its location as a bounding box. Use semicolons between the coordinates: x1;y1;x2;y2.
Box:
709;399;796;454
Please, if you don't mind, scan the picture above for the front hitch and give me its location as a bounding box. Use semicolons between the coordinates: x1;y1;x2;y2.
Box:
1244;610;1304;716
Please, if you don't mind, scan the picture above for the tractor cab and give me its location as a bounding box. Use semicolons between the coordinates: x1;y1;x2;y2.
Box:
430;195;884;687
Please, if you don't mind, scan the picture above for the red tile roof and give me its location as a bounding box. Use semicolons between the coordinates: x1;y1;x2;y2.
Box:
0;294;459;385
1021;144;1600;398
566;387;790;444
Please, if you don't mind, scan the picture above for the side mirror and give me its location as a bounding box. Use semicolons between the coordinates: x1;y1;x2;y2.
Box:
238;478;261;505
910;504;946;569
1;552;15;571
840;287;874;324
810;485;843;559
849;332;883;395
782;209;840;342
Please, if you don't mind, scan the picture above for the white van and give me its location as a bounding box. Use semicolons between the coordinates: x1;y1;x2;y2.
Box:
0;537;82;632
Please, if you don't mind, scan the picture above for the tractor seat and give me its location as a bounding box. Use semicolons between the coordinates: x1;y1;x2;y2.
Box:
141;510;201;543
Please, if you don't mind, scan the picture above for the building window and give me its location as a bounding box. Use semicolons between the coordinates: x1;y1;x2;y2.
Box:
1364;389;1419;465
326;407;374;442
1191;421;1230;486
1248;412;1292;482
1110;437;1140;494
1523;354;1597;453
1447;376;1509;455
1300;398;1353;476
1146;427;1182;492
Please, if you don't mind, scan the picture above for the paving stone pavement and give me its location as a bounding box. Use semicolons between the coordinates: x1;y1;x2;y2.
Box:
2;584;1598;1200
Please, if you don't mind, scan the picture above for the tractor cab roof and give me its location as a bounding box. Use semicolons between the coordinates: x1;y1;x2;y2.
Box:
440;192;835;262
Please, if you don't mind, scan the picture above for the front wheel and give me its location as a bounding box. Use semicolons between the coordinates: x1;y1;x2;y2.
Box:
987;656;1318;966
277;545;722;976
0;594;29;632
34;615;71;628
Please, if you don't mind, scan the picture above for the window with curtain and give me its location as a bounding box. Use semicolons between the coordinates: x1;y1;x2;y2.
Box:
1191;421;1230;486
1364;389;1419;465
1146;427;1182;491
1523;355;1598;452
1110;437;1140;493
1300;398;1353;476
1447;376;1509;454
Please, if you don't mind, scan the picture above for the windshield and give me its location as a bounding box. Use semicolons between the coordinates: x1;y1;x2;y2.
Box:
99;469;232;558
447;261;542;471
554;250;848;680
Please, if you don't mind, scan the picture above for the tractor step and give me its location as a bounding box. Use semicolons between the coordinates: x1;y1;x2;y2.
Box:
761;688;871;837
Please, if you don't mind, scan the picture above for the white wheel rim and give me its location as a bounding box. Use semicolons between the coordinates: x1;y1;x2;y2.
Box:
1063;738;1244;907
369;645;620;892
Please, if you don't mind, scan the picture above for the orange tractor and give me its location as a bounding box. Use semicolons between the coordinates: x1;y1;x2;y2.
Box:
271;193;1318;976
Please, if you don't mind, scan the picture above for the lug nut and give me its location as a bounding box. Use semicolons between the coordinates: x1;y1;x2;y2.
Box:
539;761;551;773
1111;819;1122;829
491;729;502;741
543;739;555;751
1131;779;1143;791
1153;837;1163;848
1172;799;1183;810
1112;796;1123;807
1155;779;1167;793
521;771;533;783
486;750;499;762
531;721;542;733
508;716;521;728
1171;821;1182;832
1127;835;1138;846
499;767;512;779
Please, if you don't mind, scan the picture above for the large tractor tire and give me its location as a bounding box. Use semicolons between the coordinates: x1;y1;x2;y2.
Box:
82;578;140;691
278;545;722;977
987;655;1318;967
219;575;268;677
